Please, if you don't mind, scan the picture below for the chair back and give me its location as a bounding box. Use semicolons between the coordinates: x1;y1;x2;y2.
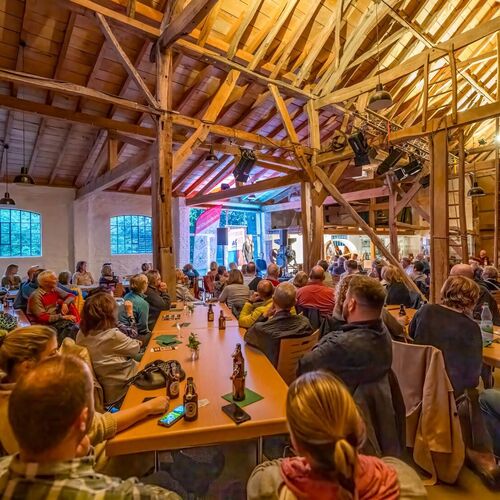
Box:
490;290;500;309
277;330;319;385
295;305;322;330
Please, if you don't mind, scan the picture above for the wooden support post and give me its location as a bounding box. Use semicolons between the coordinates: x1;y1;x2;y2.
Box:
154;46;176;296
369;200;376;260
108;131;118;169
309;202;324;267
301;181;313;272
313;166;426;302
429;130;449;303
449;44;458;125
387;176;399;258
458;128;468;262
494;117;499;267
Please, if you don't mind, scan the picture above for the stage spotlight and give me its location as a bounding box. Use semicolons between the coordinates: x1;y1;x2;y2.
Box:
233;148;257;182
348;132;370;166
376;148;404;176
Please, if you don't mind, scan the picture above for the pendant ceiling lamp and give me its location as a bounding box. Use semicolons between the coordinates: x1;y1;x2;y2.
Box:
0;144;16;207
204;145;218;164
14;40;35;187
368;1;393;111
467;162;485;198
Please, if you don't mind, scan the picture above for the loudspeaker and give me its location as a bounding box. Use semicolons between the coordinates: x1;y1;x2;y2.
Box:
217;227;228;246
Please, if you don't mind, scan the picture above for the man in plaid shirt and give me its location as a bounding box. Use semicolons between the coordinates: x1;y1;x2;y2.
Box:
0;355;179;499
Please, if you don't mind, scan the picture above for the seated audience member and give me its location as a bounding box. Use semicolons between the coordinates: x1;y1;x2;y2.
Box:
175;269;195;302
381;265;412;307
410;276;482;397
481;266;500;291
368;258;386;280
401;257;414;276
266;263;281;287
247;371;426;500
182;263;199;281
2;264;21;290
410;275;500;488
141;262;152;273
296;266;335;317
479;249;490;266
0;326;168;464
27;270;79;343
218;269;250;309
480;389;500;458
87;286;138;339
214;265;229;297
207;261;218;280
414;253;430;274
333;256;346;276
229;262;238;271
144;270;171;330
120;274;150;338
411;261;429;297
72;261;94;286
58;271;78;296
78;292;141;405
342;259;359;278
450;263;500;325
320;275;405;341
99;263;119;292
13;266;40;310
469;258;484;281
239;280;275;328
298;275;392;391
292;271;308;289
0;355;179;498
256;253;267;276
244;282;313;366
245;262;261;291
317;259;334;288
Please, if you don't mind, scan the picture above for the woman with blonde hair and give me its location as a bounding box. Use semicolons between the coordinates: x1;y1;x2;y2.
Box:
175;268;195;302
2;264;21;290
381;265;412;307
247;371;425;499
0;325;167;468
120;274;150;338
218;269;250;309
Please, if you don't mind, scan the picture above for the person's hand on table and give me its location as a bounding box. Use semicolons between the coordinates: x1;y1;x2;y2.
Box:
143;396;169;416
61;303;69;315
124;300;133;317
62;315;76;322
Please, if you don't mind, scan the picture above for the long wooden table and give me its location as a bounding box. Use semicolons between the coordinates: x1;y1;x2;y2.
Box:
386;306;500;368
106;303;288;458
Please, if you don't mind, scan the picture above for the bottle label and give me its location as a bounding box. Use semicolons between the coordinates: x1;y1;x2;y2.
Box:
169;381;179;397
185;401;197;419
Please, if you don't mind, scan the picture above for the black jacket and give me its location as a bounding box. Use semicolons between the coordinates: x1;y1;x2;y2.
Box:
298;319;393;391
244;310;313;366
409;304;482;396
386;282;412;307
248;276;262;292
144;285;171;330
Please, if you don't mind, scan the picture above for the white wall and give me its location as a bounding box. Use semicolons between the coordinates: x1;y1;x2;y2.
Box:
0;184;74;276
74;191;153;279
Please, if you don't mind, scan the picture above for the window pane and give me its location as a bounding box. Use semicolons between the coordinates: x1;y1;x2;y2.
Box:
0;209;41;257
110;215;152;255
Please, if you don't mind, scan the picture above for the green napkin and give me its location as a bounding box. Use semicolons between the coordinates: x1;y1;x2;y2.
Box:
221;388;263;408
155;335;182;347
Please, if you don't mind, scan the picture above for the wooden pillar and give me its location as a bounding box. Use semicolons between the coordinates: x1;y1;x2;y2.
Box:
309;202;324;266
495;118;500;267
153;46;176;296
457;128;468;262
387;177;399;258
369;199;376;259
430;130;449;304
301;181;313;272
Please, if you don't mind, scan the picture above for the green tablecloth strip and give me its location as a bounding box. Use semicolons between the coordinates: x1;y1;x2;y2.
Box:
221;388;264;408
155;335;183;347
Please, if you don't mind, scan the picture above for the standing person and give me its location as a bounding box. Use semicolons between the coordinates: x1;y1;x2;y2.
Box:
119;274;150;338
296;266;335;317
2;264;21;290
0;355;179;498
99;263;119;292
78;292;141;405
248;371;426;500
144;269;171;330
243;235;254;263
72;261;94;286
218;269;250;310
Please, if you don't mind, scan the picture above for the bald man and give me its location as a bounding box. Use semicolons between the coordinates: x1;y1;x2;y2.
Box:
266;264;280;287
296;266;336;317
450;264;500;325
244;282;313;366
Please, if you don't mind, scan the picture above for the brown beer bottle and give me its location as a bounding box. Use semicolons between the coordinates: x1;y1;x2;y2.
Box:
166;363;180;399
231;343;246;402
218;310;226;330
184;377;198;421
207;304;214;322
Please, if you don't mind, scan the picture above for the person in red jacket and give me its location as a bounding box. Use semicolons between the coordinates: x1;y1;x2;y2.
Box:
296;266;336;317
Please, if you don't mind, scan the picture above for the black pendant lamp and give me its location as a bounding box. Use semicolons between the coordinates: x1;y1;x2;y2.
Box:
368;1;393;111
467;180;486;197
205;144;218;164
0;144;16;207
14;40;35;187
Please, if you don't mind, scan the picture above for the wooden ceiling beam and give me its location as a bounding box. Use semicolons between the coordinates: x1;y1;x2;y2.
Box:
316;16;500;108
186;173;301;206
195;160;236;196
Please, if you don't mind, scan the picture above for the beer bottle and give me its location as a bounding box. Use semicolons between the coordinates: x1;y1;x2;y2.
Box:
207;304;214;322
184;377;198;421
166;363;180;399
218;310;226;330
231;343;245;402
399;304;406;316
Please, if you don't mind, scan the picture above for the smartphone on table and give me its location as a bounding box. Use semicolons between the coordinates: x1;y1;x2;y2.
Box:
158;405;185;428
222;403;251;425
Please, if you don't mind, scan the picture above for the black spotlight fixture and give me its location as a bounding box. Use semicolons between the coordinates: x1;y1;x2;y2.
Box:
204;145;218;164
347;131;370;166
0;144;15;207
376;148;404;176
367;1;393;111
233;148;257;182
394;158;423;181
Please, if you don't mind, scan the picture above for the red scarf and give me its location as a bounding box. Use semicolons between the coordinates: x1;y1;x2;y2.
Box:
280;455;399;499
